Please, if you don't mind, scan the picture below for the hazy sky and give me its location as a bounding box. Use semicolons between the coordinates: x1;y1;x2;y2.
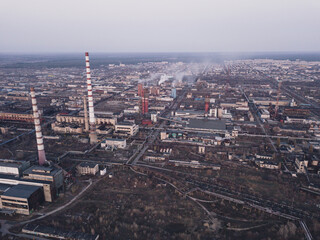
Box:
1;0;319;53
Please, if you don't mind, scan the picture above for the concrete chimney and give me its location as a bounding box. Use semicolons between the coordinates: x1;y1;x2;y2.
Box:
85;52;98;144
30;87;46;165
83;95;89;132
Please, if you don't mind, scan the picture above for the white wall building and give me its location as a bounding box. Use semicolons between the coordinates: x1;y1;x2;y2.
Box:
101;138;127;149
115;122;139;136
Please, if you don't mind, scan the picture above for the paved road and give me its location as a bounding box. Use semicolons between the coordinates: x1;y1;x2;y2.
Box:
241;87;278;152
300;220;313;240
127;88;187;165
129;121;166;165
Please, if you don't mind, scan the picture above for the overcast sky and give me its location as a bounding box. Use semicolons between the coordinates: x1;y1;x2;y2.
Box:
1;0;319;53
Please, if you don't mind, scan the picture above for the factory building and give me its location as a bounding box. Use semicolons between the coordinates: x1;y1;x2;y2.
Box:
0;159;30;176
23;165;64;193
101;138;126;149
51;123;84;134
186;119;227;134
55;114;117;126
0;184;44;215
77;163;99;175
252;98;290;106
0;174;55;203
115;122;139;136
0;164;63;203
0;112;34;123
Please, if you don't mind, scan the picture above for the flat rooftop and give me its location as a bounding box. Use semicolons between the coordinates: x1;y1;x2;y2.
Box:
2;184;42;199
23;165;61;176
0;183;12;193
79;162;98;168
116;121;135;126
0;159;29;168
187;119;226;131
0;173;52;185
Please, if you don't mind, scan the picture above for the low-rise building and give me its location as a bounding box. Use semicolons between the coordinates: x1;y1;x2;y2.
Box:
295;157;309;173
0;159;30;176
101;138;126;149
0;184;44;215
51;123;83;134
143;154;167;162
115;122;139;136
259;109;270;119
77;163;99;175
23;166;64;192
255;154;273;160
255;160;280;170
169;160;221;170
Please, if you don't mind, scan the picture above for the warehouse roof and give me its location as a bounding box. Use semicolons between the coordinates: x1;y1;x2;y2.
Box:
79;162;98;168
23;165;61;176
0;183;12;193
116;121;135;126
187;119;226;131
2;184;42;199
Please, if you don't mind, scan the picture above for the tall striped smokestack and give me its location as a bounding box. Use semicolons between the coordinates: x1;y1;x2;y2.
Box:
85;52;98;144
83;95;89;132
30;87;46;165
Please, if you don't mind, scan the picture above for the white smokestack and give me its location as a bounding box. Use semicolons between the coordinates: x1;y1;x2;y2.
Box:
85;52;98;143
30;87;46;165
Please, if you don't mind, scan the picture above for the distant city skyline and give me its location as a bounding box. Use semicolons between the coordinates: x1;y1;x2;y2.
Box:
1;0;319;53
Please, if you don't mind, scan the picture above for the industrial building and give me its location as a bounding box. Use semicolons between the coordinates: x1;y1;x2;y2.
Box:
186;119;227;133
0;164;63;203
0;112;34;123
101;138;127;149
0;184;44;215
168;160;221;170
115;122;139;136
0;159;30;176
77;162;99;175
55;114;117;127
23;165;64;192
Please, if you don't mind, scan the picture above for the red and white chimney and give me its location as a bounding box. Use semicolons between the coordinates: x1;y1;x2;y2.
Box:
85;52;98;144
30;87;46;165
83;95;89;132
